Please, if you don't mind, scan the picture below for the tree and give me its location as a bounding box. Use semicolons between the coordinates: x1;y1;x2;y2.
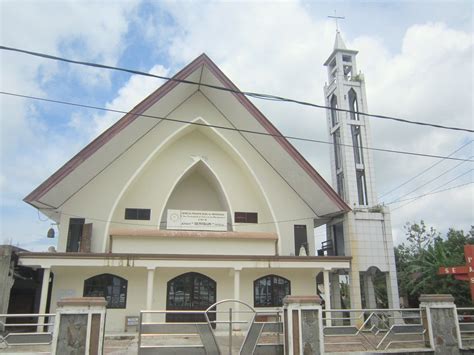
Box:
395;221;474;307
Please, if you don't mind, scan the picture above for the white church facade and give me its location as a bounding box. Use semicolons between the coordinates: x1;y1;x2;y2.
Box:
19;33;399;332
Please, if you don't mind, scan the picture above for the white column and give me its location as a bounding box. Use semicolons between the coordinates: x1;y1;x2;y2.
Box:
323;269;332;326
146;268;155;310
386;270;401;309
233;268;241;301
233;268;241;330
145;267;155;322
349;268;363;326
37;267;50;331
364;272;377;309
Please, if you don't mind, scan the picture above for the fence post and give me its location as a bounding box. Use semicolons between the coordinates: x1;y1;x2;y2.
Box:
283;295;324;355
51;297;107;355
419;294;461;355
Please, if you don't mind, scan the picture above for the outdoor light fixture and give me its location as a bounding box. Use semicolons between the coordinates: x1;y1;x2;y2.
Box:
47;227;55;239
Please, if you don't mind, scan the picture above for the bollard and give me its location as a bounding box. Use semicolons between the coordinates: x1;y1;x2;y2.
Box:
51;297;107;355
419;294;461;355
283;295;324;355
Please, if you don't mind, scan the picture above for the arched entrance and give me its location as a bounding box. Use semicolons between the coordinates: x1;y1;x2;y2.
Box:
166;272;216;326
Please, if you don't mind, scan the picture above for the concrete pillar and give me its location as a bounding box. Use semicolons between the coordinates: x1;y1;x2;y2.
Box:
363;272;377;309
283;295;324;354
349;269;362;308
323;270;332;326
52;297;107;355
145;267;155;322
146;268;155;310
233;268;241;329
386;269;401;309
330;273;343;326
38;267;51;331
0;246;14;332
330;273;341;309
349;269;362;326
419;294;461;354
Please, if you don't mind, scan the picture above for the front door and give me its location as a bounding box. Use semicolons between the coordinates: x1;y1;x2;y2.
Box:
166;272;216;327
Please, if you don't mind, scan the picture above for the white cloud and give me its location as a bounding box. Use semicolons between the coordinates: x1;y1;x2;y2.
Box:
1;1;472;250
69;64;170;138
0;0;140;248
350;22;473;241
149;3;473;241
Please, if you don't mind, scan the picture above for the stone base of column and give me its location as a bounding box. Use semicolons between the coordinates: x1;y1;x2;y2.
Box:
283;295;324;355
419;294;461;355
52;297;107;355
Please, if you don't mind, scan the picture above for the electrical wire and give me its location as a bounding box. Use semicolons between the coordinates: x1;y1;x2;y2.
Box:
2;91;473;163
1;45;473;133
43;209;320;228
390;169;473;211
390;181;473;212
386;157;473;204
379;140;473;198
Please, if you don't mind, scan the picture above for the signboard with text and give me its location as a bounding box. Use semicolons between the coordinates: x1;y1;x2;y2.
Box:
167;209;227;231
438;244;474;303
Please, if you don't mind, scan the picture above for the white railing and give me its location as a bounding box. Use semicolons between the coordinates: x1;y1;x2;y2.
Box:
0;313;55;347
322;308;427;352
458;307;474;349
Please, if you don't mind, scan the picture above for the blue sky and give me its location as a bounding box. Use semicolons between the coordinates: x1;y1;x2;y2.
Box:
0;0;472;250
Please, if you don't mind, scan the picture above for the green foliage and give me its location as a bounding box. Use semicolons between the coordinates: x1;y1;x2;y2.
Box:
395;221;474;307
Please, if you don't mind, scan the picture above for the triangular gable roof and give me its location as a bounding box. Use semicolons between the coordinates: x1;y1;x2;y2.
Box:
25;54;350;217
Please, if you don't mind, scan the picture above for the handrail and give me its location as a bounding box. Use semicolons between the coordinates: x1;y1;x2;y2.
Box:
205;298;255;312
0;314;55;317
322;308;420;312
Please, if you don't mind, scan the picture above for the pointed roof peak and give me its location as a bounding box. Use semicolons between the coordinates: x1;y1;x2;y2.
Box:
333;30;347;50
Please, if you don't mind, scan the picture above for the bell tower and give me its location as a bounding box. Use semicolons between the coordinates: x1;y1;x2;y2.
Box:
323;31;400;311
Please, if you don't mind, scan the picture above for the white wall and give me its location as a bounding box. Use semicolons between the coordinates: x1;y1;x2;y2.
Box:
57;92;317;256
49;265;319;333
111;236;276;255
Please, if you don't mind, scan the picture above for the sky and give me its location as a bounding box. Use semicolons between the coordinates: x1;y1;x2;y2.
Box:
0;0;472;251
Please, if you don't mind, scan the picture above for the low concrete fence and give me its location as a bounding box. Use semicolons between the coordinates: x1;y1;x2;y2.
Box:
1;294;471;354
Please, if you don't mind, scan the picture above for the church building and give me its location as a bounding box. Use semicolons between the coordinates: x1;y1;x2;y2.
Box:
19;32;399;332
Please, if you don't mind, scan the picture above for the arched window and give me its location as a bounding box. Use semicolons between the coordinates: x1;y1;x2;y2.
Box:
254;275;291;307
166;272;217;326
348;89;359;121
84;274;127;309
330;95;338;126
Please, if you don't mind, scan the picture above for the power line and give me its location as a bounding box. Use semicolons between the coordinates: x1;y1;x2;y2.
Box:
2;91;473;163
379;140;473;198
41;209;320;228
1;45;473;133
386;157;473;204
390;169;473;211
390;181;473;211
427;168;473;193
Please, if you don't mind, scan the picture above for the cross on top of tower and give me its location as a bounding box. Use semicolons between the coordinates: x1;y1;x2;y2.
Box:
328;10;345;32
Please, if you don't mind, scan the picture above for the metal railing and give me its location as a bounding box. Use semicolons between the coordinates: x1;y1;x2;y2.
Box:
0;313;55;347
138;299;283;354
457;307;474;349
322;308;427;352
